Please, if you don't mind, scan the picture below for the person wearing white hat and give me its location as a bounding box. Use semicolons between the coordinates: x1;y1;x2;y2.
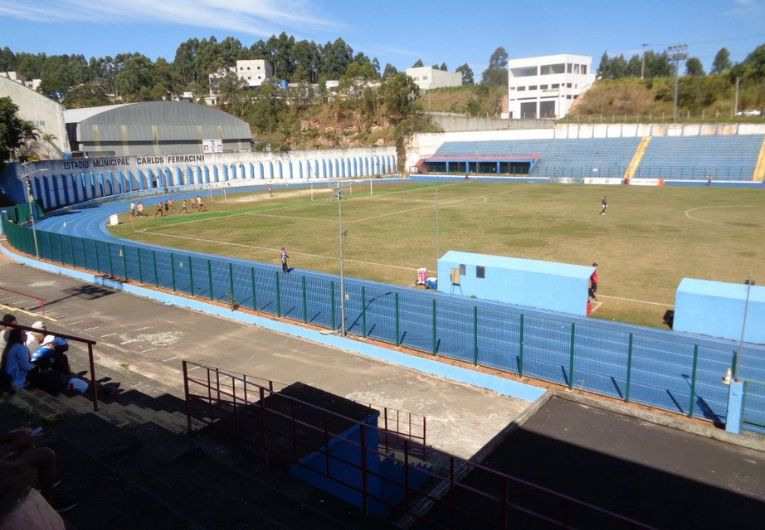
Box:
25;321;47;356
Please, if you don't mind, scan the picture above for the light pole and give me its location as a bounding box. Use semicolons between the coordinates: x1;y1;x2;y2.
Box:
640;43;650;80
22;164;50;258
435;187;440;270
734;276;755;380
335;182;353;336
667;44;688;122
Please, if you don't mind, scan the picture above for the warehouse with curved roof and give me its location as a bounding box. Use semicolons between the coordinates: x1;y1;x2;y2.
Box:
63;101;252;157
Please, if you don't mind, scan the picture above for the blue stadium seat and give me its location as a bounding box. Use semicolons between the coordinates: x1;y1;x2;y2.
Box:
634;135;764;180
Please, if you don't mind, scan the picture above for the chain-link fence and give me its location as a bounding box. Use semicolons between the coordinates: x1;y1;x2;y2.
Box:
4;214;764;432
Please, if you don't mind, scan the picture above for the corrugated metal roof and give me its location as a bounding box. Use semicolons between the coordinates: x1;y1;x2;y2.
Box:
63;103;133;124
71;101;251;143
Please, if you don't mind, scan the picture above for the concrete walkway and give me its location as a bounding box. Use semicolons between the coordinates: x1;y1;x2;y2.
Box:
0;252;538;459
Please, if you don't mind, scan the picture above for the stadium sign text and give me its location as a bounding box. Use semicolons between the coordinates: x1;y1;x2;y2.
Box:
136;154;206;166
62;154;206;170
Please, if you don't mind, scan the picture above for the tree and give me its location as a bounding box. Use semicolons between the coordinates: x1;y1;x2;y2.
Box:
379;73;421;172
412;59;424;68
63;83;112;108
597;52;610;78
383;63;398;78
685;57;705;77
741;44;765;80
455;63;474;85
0;97;31;162
480;47;508;86
320;38;354;79
439;63;448;71
711;48;732;75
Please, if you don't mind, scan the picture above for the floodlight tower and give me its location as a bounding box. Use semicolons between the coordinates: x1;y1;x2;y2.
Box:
667;44;688;122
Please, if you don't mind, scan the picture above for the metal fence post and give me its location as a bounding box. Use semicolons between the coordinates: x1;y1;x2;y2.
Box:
81;238;87;269
473;306;478;365
207;259;213;300
107;243;114;277
361;286;367;337
297;276;305;323
137;247;143;284
251;267;257;310
57;233;64;264
330;281;336;329
568;323;576;390
519;313;525;376
122;245;128;279
431;299;437;355
625;333;634;402
68;236;75;266
170;254;177;291
228;263;235;305
94;241;101;273
395;292;400;346
275;271;281;317
688;345;699;418
188;256;194;296
153;250;159;287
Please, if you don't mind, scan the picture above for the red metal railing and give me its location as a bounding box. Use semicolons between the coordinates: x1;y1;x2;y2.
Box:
0;285;46;315
181;362;426;452
182;360;655;529
10;323;99;412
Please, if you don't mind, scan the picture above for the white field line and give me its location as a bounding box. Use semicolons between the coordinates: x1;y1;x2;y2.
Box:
599;294;673;307
684;205;761;225
145;231;419;272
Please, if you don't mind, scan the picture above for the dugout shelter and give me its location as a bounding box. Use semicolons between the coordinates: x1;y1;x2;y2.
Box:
674;278;764;344
437;251;594;316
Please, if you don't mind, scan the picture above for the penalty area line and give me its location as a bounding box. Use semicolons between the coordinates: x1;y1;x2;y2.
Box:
599;294;673;307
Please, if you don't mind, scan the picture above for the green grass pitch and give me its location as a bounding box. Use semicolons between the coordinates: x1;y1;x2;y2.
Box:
110;181;765;328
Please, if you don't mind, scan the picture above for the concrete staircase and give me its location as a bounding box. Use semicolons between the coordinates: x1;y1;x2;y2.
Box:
753;136;765;182
1;374;391;529
623;136;652;182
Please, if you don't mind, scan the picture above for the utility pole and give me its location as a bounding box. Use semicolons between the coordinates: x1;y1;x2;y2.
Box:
733;75;740;117
667;44;688;122
640;43;650;79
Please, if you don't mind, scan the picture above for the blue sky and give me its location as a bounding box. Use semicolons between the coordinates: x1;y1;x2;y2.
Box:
1;0;764;74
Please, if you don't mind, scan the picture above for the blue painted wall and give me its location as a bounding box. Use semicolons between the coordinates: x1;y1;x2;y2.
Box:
675;278;765;344
437;251;594;316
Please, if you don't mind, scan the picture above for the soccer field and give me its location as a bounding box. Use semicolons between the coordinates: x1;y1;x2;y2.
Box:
111;181;765;327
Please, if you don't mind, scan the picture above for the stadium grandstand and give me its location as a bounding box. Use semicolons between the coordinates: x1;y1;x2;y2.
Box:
417;134;765;182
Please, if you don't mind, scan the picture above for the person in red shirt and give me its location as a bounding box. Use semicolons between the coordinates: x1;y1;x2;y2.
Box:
589;262;599;301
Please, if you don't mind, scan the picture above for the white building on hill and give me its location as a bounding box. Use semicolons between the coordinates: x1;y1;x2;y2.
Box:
208;59;275;104
406;66;462;91
506;54;595;120
236;59;274;88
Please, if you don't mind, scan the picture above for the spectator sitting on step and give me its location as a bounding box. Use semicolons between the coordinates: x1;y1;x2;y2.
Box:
1;314;17;352
1;328;33;390
24;321;47;355
0;428;76;516
0;460;65;529
31;335;119;397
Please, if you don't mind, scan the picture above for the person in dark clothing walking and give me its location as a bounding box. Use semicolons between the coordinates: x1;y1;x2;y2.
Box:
280;248;289;273
600;196;608;215
589;262;599;300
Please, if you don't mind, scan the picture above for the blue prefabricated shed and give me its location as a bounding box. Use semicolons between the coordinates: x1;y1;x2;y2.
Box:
674;278;765;344
437;251;594;316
